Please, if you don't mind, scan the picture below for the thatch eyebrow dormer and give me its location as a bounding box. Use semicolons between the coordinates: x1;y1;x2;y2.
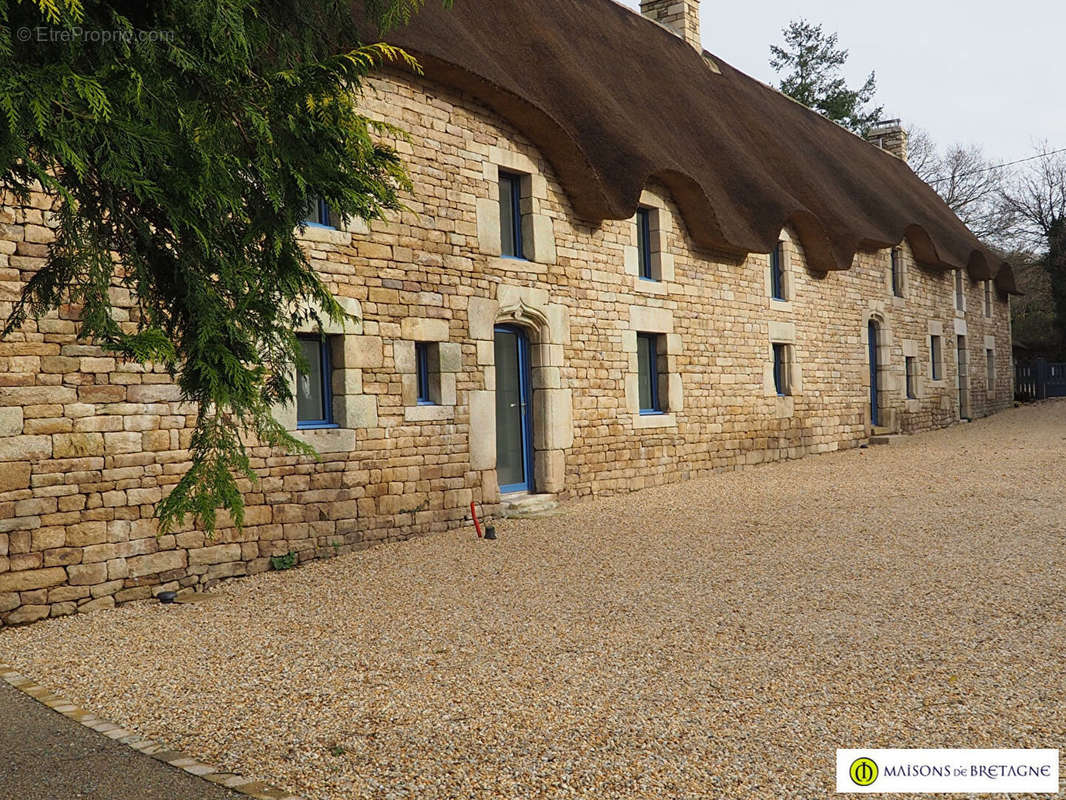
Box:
358;0;1019;294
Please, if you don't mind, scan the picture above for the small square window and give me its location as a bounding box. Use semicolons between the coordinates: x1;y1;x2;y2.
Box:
636;208;655;281
416;342;436;405
499;171;525;259
637;332;662;414
905;356;917;399
304;196;336;229
770;241;786;301
891;248;904;297
296;334;335;428
930;335;943;381
772;343;791;396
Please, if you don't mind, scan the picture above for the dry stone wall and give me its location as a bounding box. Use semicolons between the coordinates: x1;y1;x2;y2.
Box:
0;71;1013;625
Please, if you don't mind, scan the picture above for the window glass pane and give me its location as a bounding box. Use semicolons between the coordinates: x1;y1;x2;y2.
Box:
499;173;521;257
931;336;942;380
297;337;326;422
771;242;784;300
416;342;435;404
637;333;657;411
773;343;789;396
637;209;652;279
303;196;334;228
302;196;318;225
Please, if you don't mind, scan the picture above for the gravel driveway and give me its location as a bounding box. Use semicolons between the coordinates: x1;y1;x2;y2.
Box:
2;401;1064;799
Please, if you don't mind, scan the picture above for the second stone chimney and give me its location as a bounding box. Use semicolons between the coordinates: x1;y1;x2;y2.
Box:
640;0;701;50
866;119;909;164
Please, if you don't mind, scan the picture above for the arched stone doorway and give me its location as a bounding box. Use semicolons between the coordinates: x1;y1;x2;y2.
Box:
467;286;573;501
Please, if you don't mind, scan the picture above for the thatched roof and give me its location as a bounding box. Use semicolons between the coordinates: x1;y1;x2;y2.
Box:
370;0;1019;293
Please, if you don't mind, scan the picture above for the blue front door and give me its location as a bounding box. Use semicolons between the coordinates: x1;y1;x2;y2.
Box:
868;321;880;427
495;325;535;493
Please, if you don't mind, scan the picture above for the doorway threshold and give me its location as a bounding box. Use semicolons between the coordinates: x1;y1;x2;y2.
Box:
499;492;559;519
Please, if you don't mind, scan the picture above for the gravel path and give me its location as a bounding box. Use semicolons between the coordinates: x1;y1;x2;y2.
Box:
2;401;1064;799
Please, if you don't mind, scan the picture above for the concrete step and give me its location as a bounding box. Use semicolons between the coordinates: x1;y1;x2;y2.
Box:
871;425;894;436
499;493;559;518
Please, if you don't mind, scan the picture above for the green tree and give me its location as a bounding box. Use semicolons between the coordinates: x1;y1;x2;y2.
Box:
770;19;883;135
0;0;445;533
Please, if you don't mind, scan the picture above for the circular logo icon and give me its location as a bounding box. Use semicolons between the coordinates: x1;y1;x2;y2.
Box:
850;757;879;787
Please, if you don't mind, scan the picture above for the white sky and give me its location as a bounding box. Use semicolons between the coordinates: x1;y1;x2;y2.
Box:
615;0;1061;163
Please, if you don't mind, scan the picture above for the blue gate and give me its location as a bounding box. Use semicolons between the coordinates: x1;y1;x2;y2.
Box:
1016;359;1066;399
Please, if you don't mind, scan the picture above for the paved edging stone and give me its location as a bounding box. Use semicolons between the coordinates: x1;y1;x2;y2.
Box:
0;662;303;800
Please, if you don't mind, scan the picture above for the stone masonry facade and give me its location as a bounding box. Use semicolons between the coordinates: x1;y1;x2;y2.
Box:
0;68;1013;625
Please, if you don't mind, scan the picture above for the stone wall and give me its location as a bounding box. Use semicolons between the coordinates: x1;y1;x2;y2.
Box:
0;70;1014;625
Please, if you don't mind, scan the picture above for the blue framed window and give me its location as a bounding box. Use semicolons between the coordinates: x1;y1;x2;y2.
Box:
770;241;786;300
637;332;662;414
636;208;655;281
891;248;904;297
415;342;435;405
304;196;335;229
296;334;335;429
499;171;525;259
930;335;943;381
773;343;791;396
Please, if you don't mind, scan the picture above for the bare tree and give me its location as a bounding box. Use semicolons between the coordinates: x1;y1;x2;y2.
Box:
907;126;940;186
1001;145;1066;352
1000;144;1066;247
906;125;1014;245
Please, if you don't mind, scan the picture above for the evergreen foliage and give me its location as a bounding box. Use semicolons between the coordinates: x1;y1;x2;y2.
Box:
770;19;883;135
0;0;445;533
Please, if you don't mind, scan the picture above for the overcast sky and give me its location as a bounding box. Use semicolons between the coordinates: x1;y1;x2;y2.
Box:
615;0;1061;163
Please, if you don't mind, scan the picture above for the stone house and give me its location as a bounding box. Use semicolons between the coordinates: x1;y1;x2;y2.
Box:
0;0;1019;624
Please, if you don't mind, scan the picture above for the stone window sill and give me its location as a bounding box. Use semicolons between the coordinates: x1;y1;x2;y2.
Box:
773;395;795;419
633;412;676;429
489;256;547;274
293;426;356;453
298;226;352;246
404;404;455;423
633;276;667;294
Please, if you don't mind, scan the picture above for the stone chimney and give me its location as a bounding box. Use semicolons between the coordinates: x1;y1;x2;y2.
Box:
867;119;909;164
640;0;701;50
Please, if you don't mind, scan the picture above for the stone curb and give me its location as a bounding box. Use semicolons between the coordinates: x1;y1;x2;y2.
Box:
0;662;304;800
